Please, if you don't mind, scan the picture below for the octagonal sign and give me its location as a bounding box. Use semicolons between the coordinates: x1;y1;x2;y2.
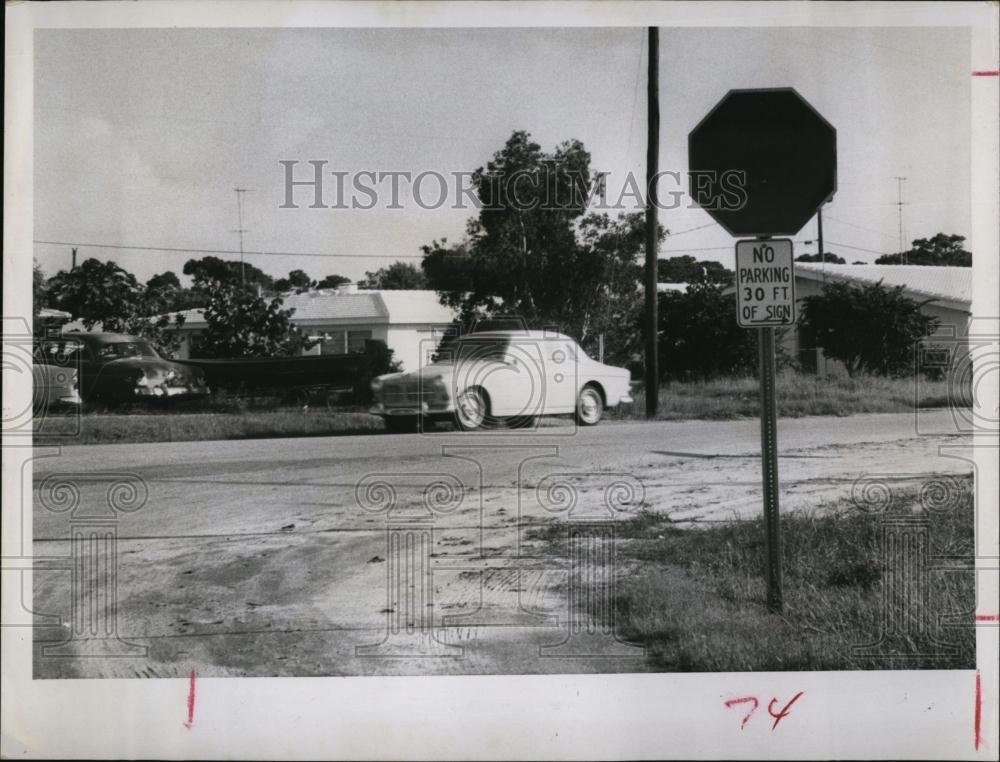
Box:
688;88;836;237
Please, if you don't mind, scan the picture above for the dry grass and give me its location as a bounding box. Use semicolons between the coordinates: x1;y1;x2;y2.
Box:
618;371;970;420
34;409;384;445
601;478;975;671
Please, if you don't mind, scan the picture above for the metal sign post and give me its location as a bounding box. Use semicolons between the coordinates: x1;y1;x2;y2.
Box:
735;236;795;613
757;324;783;612
689;87;836;616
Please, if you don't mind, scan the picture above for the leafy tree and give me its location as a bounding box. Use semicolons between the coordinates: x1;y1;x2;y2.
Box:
875;233;972;266
196;280;315;358
658;255;734;285
656;284;760;380
146;271;181;293
796;252;846;264
358;261;429;290
33;261;48;315
799;280;938;376
183;256;275;290
46;258;143;330
421;238;474;293
317;274;351;289
287;269;315;292
420;131;655;363
45;258;187;356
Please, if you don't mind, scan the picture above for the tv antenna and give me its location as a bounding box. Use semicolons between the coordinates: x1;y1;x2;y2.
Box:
233;187;255;283
893;176;907;264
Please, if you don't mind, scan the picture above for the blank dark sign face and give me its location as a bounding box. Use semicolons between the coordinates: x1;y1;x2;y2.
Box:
689;88;837;237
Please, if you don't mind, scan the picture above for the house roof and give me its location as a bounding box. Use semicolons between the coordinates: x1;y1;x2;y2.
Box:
657;282;689;293
171;289;456;328
37;308;72;320
793;263;972;310
374;290;456;324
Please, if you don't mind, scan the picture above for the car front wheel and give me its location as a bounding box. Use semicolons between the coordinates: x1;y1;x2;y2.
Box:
575;385;603;426
454;388;488;431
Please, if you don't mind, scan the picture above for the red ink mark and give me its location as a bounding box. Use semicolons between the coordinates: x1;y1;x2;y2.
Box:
975;614;999;622
184;670;196;729
724;696;760;730
974;670;982;751
767;691;805;730
971;70;999;77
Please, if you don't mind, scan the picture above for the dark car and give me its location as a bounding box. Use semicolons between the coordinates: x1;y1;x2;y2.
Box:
34;333;209;404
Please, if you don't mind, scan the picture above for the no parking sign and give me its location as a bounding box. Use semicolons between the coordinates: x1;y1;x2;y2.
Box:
735;238;796;328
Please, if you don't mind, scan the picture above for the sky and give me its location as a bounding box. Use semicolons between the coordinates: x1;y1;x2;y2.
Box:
33;26;971;285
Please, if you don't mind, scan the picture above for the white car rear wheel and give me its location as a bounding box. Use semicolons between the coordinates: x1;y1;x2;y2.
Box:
575;385;603;426
454;388;487;431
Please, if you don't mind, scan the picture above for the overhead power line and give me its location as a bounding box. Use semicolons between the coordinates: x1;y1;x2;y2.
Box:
823;215;897;241
33;240;424;259
823;240;893;256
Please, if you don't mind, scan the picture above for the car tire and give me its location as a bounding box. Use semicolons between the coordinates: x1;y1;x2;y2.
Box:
574;385;604;426
454;387;488;431
384;416;418;434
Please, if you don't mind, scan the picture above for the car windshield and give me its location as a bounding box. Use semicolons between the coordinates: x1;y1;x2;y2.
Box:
36;339;86;364
94;341;160;361
439;337;510;363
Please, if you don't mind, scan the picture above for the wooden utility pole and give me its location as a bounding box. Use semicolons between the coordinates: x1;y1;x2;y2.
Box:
644;26;660;418
817;204;825;278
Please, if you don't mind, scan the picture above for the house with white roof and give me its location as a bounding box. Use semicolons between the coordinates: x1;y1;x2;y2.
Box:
789;263;972;373
169;284;458;371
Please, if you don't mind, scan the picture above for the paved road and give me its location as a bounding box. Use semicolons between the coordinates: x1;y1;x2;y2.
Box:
29;411;971;677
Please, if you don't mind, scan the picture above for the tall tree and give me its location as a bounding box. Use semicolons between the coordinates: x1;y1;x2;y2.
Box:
316;274;351;289
657;255;734;285
795;252;846;264
358;261;428;290
420;131;654;362
183;256;275;290
875;233;972;266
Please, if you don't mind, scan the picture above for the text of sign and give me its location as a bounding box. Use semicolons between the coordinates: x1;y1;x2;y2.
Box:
734;239;796;328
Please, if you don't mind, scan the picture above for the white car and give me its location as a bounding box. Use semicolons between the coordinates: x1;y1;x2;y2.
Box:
370;330;633;432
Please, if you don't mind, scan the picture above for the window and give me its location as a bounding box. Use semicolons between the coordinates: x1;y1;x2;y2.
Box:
320;334;346;355
95;341;159;361
454;337;509;361
347;330;372;354
36;338;87;365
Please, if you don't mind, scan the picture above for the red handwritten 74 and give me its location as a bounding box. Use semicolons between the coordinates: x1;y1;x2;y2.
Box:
724;692;804;730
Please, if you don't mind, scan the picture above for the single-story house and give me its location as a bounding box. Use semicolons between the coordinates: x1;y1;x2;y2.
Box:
169;284;457;372
35;308;73;337
786;263;972;374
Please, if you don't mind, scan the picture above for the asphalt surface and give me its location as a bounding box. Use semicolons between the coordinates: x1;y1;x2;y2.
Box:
30;410;972;677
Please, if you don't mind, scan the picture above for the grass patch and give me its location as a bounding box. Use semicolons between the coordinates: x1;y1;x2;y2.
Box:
34;409;384;445
616;370;971;420
544;476;975;671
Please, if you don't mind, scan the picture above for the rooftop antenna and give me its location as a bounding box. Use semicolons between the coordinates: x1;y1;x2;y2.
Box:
233;188;255;284
893;176;907;265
